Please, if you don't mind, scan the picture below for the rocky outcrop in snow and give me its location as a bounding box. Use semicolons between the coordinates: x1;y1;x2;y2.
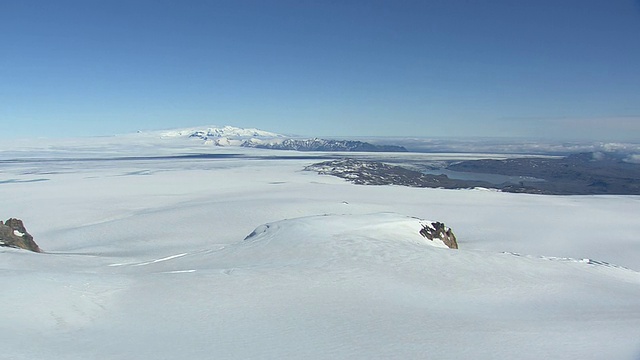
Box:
305;159;487;188
0;218;41;252
419;221;458;249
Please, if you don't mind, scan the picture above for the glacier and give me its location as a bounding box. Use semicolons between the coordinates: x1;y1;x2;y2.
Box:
0;132;639;359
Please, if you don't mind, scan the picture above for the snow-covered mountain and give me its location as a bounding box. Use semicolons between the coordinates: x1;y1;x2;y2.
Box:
142;125;408;152
145;125;281;146
159;125;285;140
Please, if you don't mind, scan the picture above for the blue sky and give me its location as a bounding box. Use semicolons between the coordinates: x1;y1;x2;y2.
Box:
1;0;639;140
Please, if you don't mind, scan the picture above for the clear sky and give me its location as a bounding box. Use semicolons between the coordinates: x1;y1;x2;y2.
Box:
1;0;640;141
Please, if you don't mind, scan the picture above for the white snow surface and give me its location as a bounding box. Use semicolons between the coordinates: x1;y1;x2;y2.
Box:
1;140;639;359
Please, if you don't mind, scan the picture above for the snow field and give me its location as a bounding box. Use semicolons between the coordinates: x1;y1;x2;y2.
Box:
1;147;639;359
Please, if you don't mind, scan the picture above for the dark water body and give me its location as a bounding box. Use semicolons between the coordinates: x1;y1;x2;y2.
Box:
422;169;546;185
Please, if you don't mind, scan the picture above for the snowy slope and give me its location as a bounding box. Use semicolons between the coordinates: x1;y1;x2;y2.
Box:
1;144;639;359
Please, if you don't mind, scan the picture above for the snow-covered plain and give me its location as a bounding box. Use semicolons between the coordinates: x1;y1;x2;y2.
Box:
1;136;639;359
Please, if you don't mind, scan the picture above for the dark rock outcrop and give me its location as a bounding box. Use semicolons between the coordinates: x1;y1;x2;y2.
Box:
305;159;488;188
0;218;41;253
420;222;458;249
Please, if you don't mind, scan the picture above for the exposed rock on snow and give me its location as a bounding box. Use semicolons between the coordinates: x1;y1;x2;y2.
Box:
305;159;488;188
0;218;41;252
419;221;458;249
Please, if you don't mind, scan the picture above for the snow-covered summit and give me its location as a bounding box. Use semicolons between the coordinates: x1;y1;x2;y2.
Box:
136;125;408;152
159;125;285;140
242;213;457;252
201;213;459;270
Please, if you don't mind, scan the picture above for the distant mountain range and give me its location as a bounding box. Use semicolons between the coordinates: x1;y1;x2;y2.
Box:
155;125;408;152
243;138;407;152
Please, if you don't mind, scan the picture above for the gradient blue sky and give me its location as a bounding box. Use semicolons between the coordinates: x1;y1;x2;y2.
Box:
1;0;640;140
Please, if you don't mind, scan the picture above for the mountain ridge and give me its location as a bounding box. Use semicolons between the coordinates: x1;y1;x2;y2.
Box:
146;125;408;152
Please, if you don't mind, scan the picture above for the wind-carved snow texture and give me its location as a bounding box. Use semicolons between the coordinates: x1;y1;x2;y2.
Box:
0;142;639;360
502;252;635;271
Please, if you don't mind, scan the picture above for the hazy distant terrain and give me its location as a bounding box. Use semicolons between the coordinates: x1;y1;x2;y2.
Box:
448;152;640;194
307;151;640;195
